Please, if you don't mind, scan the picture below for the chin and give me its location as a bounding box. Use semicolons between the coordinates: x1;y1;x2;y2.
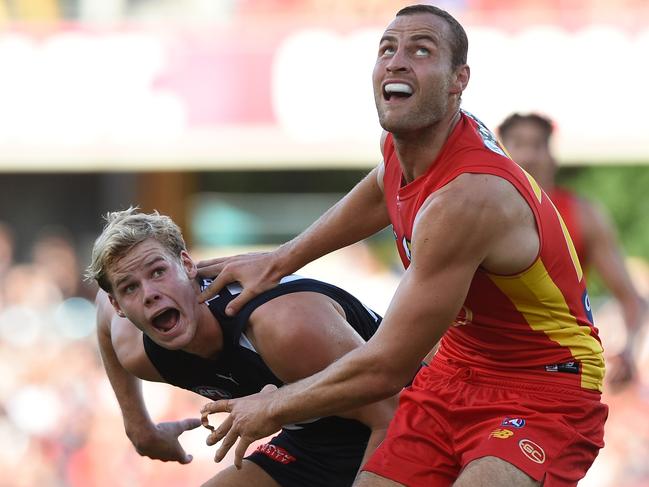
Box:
155;322;196;351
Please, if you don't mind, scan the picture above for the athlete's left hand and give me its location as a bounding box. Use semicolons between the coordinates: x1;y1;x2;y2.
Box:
201;385;281;468
606;347;636;391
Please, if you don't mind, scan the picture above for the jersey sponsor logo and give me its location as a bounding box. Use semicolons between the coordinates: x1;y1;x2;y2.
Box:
255;443;297;464
401;236;412;262
519;439;546;464
489;428;514;439
502;417;526;428
453;306;473;327
582;289;594;324
463;110;508;157
192;386;232;400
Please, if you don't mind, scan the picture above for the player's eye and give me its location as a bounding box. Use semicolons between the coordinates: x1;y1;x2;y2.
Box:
152;267;165;278
122;283;137;294
415;47;430;56
380;45;395;56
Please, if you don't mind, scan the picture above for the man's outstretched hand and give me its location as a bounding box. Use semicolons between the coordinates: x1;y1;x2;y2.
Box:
197;252;284;316
130;418;202;464
200;385;281;469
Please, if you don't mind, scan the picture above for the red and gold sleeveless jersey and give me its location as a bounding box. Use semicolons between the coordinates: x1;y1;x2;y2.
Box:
383;110;605;391
550;187;588;268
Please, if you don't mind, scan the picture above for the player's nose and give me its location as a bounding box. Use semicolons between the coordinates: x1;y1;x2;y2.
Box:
141;280;161;305
386;47;409;73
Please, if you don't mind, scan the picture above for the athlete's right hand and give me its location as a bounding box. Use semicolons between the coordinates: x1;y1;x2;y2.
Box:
130;418;201;464
197;251;283;316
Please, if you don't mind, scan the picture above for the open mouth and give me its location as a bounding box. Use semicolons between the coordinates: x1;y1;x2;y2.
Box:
383;82;413;101
152;308;180;334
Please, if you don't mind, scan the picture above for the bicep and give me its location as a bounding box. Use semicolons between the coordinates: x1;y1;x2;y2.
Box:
368;258;476;377
362;189;493;381
252;294;367;384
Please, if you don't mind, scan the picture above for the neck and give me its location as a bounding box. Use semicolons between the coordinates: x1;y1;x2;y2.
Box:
393;107;461;183
181;281;223;359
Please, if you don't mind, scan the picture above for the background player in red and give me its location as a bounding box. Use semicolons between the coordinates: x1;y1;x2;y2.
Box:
198;5;608;486
498;112;647;388
87;208;396;487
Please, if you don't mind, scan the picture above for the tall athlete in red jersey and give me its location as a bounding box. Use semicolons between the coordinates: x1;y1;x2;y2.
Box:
498;113;647;389
198;5;608;486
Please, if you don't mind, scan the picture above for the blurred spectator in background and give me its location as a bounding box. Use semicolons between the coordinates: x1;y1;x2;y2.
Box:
31;227;96;301
0;222;14;309
498;112;648;390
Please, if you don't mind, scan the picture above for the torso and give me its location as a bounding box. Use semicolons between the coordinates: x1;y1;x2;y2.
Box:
382;110;605;391
141;276;382;436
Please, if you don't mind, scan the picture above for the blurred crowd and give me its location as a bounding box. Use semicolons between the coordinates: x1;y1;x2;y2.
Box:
1;218;649;486
2;0;648;24
0;221;225;486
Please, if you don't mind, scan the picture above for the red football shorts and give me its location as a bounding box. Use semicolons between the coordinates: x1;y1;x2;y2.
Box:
363;359;608;486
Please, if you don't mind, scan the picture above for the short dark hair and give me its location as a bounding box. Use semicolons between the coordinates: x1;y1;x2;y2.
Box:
396;4;468;68
497;113;554;143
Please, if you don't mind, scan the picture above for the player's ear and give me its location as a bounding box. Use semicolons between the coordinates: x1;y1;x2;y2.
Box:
449;64;470;95
108;294;126;318
180;250;197;279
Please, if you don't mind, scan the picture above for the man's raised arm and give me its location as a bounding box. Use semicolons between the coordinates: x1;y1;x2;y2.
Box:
581;200;648;387
200;175;511;467
197;163;390;315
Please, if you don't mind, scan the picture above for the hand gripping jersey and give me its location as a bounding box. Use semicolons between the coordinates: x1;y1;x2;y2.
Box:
143;275;382;439
382;110;605;391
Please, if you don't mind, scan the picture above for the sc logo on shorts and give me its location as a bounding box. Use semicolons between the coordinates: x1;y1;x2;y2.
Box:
519;439;546;464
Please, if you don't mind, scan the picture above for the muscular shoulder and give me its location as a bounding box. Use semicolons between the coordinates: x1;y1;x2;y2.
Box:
247;292;363;383
420;173;522;230
415;173;538;274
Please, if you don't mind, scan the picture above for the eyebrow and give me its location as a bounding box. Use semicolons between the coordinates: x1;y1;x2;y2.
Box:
379;34;398;44
410;34;439;45
113;255;166;290
379;32;440;46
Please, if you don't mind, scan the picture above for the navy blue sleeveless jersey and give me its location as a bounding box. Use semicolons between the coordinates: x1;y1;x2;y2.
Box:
142;275;382;443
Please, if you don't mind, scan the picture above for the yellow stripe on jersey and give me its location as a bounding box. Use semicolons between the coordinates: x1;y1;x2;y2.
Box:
488;259;604;391
551;203;584;283
520;168;543;204
520;166;582;282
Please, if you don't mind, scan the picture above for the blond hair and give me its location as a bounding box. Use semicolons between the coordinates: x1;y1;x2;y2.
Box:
86;207;186;292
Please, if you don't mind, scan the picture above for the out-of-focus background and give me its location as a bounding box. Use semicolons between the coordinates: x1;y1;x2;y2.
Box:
0;0;648;485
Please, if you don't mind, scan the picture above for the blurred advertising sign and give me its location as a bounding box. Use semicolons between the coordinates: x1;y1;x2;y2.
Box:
0;20;647;171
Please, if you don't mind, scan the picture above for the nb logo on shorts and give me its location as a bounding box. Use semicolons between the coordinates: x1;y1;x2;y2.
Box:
519;439;546;464
489;428;514;439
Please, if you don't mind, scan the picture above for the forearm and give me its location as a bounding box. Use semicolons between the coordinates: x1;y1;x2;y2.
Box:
268;346;400;427
593;252;646;332
98;335;155;441
618;292;647;334
115;380;156;441
272;169;390;276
